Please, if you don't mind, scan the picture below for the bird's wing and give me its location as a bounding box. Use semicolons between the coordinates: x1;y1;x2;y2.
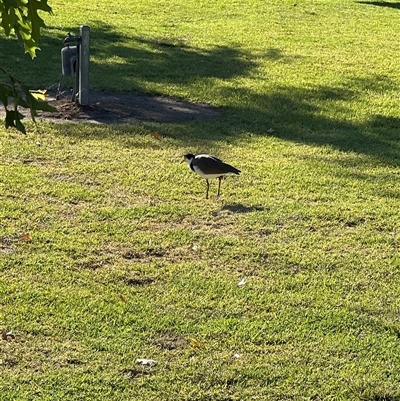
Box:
196;154;223;163
194;154;239;175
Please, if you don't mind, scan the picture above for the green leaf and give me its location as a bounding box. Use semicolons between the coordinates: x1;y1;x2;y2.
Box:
30;89;47;100
0;0;53;58
1;67;56;133
21;85;57;112
26;0;53;56
1;6;17;36
0;1;54;132
5;108;26;134
0;82;12;107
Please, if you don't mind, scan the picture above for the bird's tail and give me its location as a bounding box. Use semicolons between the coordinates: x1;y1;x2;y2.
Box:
224;163;241;175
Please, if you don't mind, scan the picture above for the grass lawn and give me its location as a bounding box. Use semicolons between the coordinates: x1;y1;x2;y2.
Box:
1;0;399;400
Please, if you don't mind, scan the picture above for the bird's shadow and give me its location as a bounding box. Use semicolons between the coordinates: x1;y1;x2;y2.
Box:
220;203;265;213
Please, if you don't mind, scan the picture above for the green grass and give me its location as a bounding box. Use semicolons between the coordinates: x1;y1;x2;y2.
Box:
1;0;400;400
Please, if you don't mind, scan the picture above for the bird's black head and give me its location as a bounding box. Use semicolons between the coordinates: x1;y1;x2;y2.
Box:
183;153;195;162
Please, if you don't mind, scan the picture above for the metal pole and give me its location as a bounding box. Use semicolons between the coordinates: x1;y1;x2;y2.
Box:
74;42;80;104
78;25;90;106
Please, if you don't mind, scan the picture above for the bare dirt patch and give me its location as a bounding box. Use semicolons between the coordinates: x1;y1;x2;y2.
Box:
3;89;220;125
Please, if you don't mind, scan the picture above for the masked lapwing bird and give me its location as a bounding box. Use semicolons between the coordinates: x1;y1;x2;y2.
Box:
183;153;241;199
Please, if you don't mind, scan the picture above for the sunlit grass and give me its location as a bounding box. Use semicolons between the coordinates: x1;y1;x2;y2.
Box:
1;0;400;400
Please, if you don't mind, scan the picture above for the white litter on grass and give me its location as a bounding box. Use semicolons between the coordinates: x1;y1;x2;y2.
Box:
238;279;247;286
233;353;242;359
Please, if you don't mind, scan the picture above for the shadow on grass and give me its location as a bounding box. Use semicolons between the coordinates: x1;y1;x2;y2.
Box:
47;77;400;167
220;204;265;213
59;22;256;90
0;21;256;89
1;22;399;166
222;82;400;165
357;1;400;10
158;78;399;165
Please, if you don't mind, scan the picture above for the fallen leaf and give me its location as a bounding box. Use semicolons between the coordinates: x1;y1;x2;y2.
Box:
190;338;201;348
21;233;32;243
150;132;162;139
136;358;157;366
119;294;127;302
